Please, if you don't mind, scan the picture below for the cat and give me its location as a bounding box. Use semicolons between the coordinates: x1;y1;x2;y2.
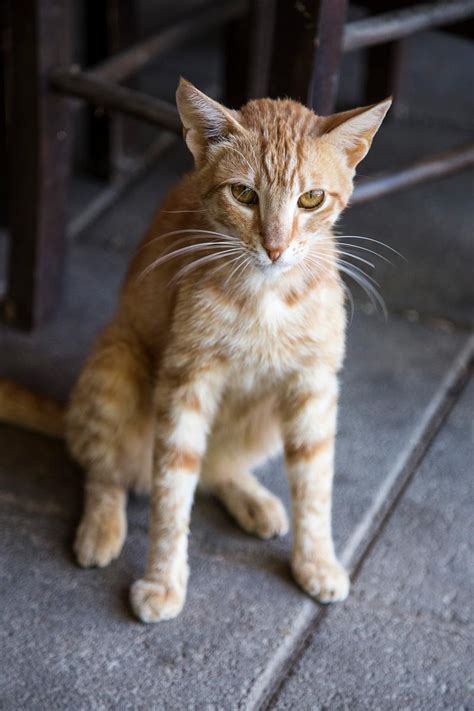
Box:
0;79;390;622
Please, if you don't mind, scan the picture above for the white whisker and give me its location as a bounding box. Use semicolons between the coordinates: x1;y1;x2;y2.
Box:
343;282;355;325
139;228;240;252
336;258;380;287
170;250;240;285
316;246;375;270
333;242;393;266
238;256;253;283
335;235;406;261
337;263;387;319
317;237;394;266
212;253;245;277
161;208;207;214
305;251;386;319
137;243;241;282
224;254;251;288
160;238;240;255
304;254;336;281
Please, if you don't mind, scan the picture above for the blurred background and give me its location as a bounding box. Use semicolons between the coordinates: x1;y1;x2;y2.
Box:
0;2;473;709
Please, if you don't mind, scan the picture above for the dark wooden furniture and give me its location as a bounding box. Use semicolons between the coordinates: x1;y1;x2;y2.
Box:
0;0;246;330
1;0;72;329
262;0;474;205
1;0;474;330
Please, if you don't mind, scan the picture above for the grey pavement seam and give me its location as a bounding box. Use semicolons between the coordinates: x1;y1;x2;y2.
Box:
244;334;474;711
342;335;473;570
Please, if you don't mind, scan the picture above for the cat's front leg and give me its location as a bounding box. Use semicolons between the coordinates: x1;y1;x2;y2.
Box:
130;356;227;623
281;367;349;603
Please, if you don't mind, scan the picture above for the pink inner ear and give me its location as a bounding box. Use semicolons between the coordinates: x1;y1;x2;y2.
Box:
318;104;380;136
316;99;391;169
177;80;242;142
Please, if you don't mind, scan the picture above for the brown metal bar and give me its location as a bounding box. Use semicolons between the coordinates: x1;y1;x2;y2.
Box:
310;0;347;114
246;0;277;100
360;0;407;113
442;14;474;38
363;40;405;107
83;0;138;180
51;68;182;133
352;143;474;204
52;0;246;132
224;0;276;107
223;7;251;109
267;0;347;115
2;0;72;330
107;0;141;174
83;0;112;179
89;0;246;84
344;0;474;52
0;1;8;228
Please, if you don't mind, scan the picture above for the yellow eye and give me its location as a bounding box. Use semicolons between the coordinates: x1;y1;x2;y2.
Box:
231;184;259;205
298;189;325;210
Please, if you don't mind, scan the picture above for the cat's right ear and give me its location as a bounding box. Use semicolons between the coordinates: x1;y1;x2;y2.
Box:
176;79;243;165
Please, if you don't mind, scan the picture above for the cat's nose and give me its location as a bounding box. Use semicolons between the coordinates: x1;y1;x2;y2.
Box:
266;248;282;262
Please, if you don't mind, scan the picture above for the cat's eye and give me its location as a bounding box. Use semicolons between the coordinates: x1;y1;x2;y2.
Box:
298;189;325;210
231;184;259;206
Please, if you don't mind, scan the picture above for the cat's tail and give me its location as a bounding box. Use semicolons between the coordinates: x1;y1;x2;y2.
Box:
0;378;65;439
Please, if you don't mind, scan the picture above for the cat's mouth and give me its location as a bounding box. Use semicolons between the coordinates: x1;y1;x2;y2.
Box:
257;257;297;276
254;245;303;276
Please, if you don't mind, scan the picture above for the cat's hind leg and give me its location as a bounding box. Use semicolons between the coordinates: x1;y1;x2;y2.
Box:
74;481;127;567
67;326;154;568
201;398;288;539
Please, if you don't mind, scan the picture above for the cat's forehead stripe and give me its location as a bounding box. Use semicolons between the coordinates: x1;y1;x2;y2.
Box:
239;101;318;190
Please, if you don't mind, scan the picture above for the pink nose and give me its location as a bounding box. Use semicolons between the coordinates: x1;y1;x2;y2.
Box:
266;248;282;262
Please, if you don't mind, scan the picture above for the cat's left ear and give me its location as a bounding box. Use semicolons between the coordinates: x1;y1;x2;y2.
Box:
321;98;392;168
176;78;243;165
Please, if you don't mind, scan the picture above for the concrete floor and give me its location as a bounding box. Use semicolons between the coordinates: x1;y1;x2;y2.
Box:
0;28;473;711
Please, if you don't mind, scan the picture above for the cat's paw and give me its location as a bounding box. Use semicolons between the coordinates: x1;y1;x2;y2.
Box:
292;556;350;603
74;512;126;568
231;492;289;539
130;578;187;623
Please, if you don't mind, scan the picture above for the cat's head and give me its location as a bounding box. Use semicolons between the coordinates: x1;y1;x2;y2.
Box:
176;79;390;277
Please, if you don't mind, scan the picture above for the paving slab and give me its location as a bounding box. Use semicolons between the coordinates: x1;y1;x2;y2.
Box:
0;26;473;710
0;513;303;711
355;380;474;629
272;380;474;711
0;318;471;711
273;600;472;711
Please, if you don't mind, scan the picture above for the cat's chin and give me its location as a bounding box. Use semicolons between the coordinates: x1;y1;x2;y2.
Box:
256;260;297;278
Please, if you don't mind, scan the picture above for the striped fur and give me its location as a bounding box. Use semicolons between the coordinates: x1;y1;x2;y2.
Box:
3;81;390;622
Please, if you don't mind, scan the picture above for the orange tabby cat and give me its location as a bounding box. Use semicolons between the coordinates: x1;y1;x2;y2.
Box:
0;80;390;622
